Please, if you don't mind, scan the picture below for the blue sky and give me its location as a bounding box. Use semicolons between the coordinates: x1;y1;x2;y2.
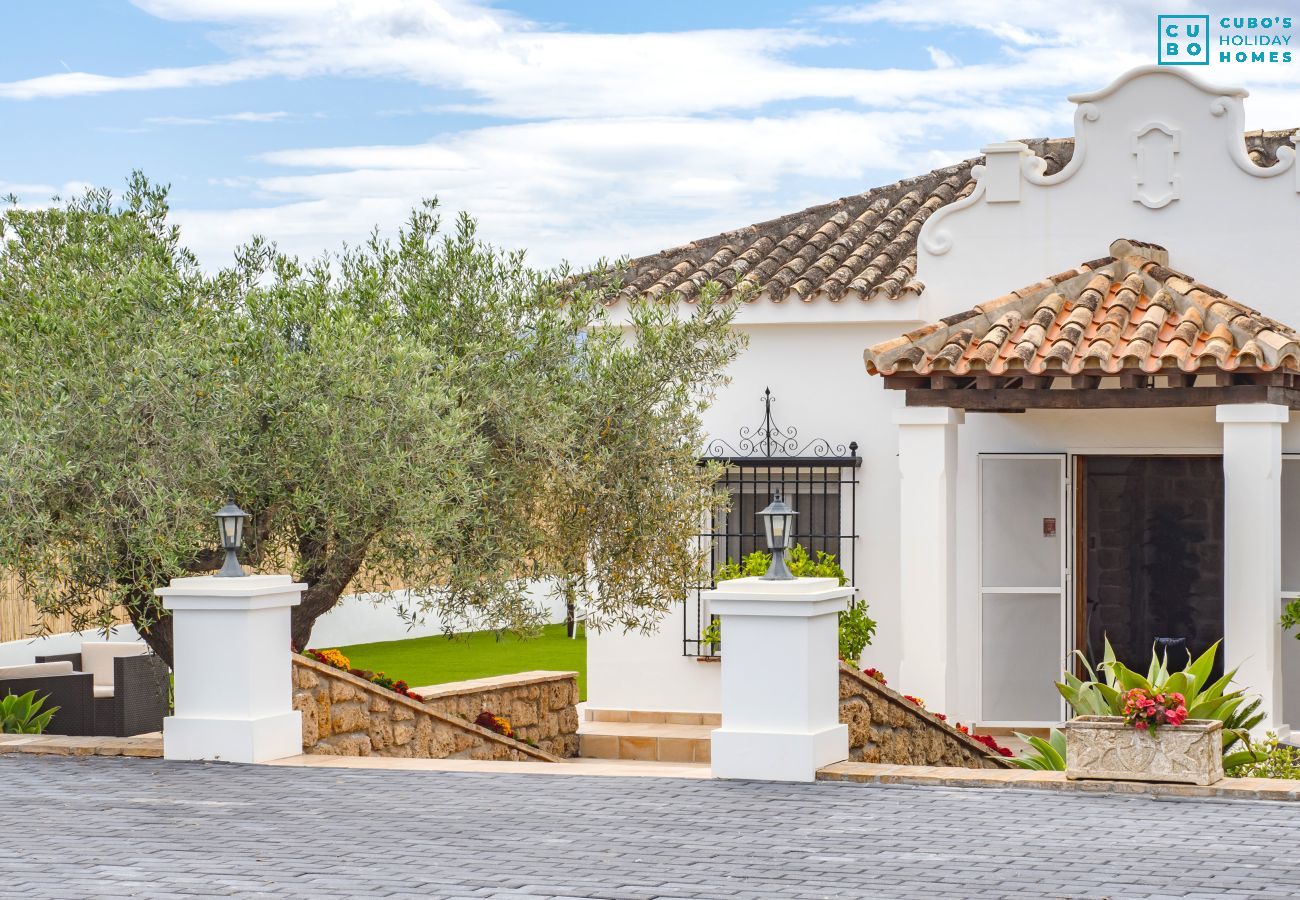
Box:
3;1;1297;269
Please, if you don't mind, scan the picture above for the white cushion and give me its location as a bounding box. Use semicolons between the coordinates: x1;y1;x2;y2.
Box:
0;661;74;680
93;685;114;699
80;641;147;688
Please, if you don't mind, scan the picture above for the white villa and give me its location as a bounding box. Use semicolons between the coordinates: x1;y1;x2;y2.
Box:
588;66;1300;739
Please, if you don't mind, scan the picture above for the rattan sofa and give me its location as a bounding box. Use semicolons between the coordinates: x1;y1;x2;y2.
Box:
33;643;170;737
0;661;95;735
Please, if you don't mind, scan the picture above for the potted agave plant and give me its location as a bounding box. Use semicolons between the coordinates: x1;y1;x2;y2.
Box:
1039;640;1260;786
1066;692;1223;786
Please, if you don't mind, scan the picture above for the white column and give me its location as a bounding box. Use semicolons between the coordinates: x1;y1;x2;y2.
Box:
894;406;962;713
707;576;851;782
157;574;308;763
1218;403;1289;738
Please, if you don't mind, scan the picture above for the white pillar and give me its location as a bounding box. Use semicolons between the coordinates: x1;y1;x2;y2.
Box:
894;406;962;713
707;576;851;782
1218;404;1289;738
157;574;308;763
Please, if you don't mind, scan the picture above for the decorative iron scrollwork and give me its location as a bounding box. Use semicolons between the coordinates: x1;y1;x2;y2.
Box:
703;388;856;459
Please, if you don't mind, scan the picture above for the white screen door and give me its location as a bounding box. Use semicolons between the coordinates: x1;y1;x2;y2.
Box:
979;453;1068;726
1281;457;1300;727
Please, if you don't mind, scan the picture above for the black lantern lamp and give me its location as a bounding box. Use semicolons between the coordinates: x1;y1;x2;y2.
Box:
757;491;798;580
214;497;249;577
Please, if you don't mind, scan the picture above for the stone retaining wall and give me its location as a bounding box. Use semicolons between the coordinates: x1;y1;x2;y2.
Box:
839;663;1011;769
292;655;557;761
417;671;579;758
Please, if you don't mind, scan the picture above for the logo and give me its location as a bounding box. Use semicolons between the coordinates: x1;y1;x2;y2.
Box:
1158;14;1210;65
1216;16;1293;64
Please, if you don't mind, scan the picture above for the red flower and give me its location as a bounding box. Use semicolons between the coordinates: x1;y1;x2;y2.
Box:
474;710;514;737
1122;687;1187;733
861;667;888;686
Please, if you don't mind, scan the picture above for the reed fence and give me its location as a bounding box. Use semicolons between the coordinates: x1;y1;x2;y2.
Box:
0;575;128;642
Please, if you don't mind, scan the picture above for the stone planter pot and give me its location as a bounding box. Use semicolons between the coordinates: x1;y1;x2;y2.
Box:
1064;716;1224;785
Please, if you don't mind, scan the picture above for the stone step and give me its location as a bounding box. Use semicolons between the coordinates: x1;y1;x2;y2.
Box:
584;707;720;726
577;720;712;763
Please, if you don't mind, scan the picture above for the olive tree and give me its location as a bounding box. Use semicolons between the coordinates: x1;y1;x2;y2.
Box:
533;290;742;635
0;177;239;659
0;178;744;662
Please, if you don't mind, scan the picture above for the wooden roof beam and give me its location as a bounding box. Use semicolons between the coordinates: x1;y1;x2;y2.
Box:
904;384;1300;411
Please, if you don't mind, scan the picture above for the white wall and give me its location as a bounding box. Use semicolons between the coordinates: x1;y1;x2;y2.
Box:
917;67;1300;323
587;603;720;713
309;584;567;649
1;586;569;670
0;624;141;668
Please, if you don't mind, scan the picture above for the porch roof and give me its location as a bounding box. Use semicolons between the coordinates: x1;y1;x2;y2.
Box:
864;240;1300;412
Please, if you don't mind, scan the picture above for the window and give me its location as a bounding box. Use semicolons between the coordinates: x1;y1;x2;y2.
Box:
709;467;849;571
684;388;859;657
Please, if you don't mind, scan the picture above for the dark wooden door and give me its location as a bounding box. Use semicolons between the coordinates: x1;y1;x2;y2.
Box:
1078;455;1224;679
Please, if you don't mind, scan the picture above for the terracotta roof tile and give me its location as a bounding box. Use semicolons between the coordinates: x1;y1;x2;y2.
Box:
610;131;1295;306
865;239;1300;377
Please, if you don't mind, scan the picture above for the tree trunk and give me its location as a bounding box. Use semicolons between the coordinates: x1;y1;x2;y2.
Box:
290;530;375;652
291;581;347;653
562;578;582;639
120;529;374;663
126;594;175;668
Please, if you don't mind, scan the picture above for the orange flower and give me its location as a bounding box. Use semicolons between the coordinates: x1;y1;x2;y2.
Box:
310;648;352;670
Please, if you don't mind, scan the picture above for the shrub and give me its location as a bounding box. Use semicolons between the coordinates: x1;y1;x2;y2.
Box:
837;602;877;664
1280;599;1300;638
700;617;721;649
713;546;874;661
1226;733;1300;778
716;545;847;584
1;691;58;734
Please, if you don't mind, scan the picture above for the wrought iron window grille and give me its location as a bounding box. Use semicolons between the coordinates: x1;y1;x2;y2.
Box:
702;387;857;462
686;387;860;658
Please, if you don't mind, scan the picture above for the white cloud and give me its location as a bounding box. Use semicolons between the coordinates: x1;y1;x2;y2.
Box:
174;101;1068;269
222;110;293;122
0;180;95;210
0;58;283;101
0;0;1147;118
145;110;295;126
823;1;1060;45
3;2;840;118
6;0;1297;276
926;46;958;69
0;180;60;197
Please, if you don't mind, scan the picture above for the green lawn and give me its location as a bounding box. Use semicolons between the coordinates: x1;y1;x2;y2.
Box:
332;623;587;700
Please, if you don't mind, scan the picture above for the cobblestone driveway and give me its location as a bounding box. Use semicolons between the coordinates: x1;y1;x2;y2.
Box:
2;755;1299;899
